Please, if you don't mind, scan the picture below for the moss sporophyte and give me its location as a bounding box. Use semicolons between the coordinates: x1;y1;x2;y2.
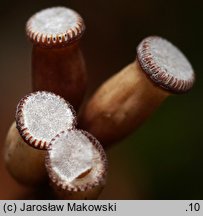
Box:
79;36;195;147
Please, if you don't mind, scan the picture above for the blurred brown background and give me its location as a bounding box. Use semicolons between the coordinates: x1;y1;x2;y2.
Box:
0;0;202;199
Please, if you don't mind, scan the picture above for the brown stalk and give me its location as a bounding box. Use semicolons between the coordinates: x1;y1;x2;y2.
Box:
79;36;195;146
26;7;87;110
4;122;47;186
4;91;76;185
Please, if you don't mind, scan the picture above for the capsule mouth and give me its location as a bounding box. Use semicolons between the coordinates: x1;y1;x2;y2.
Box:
26;7;85;48
137;36;195;93
16;91;76;150
46;129;108;192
